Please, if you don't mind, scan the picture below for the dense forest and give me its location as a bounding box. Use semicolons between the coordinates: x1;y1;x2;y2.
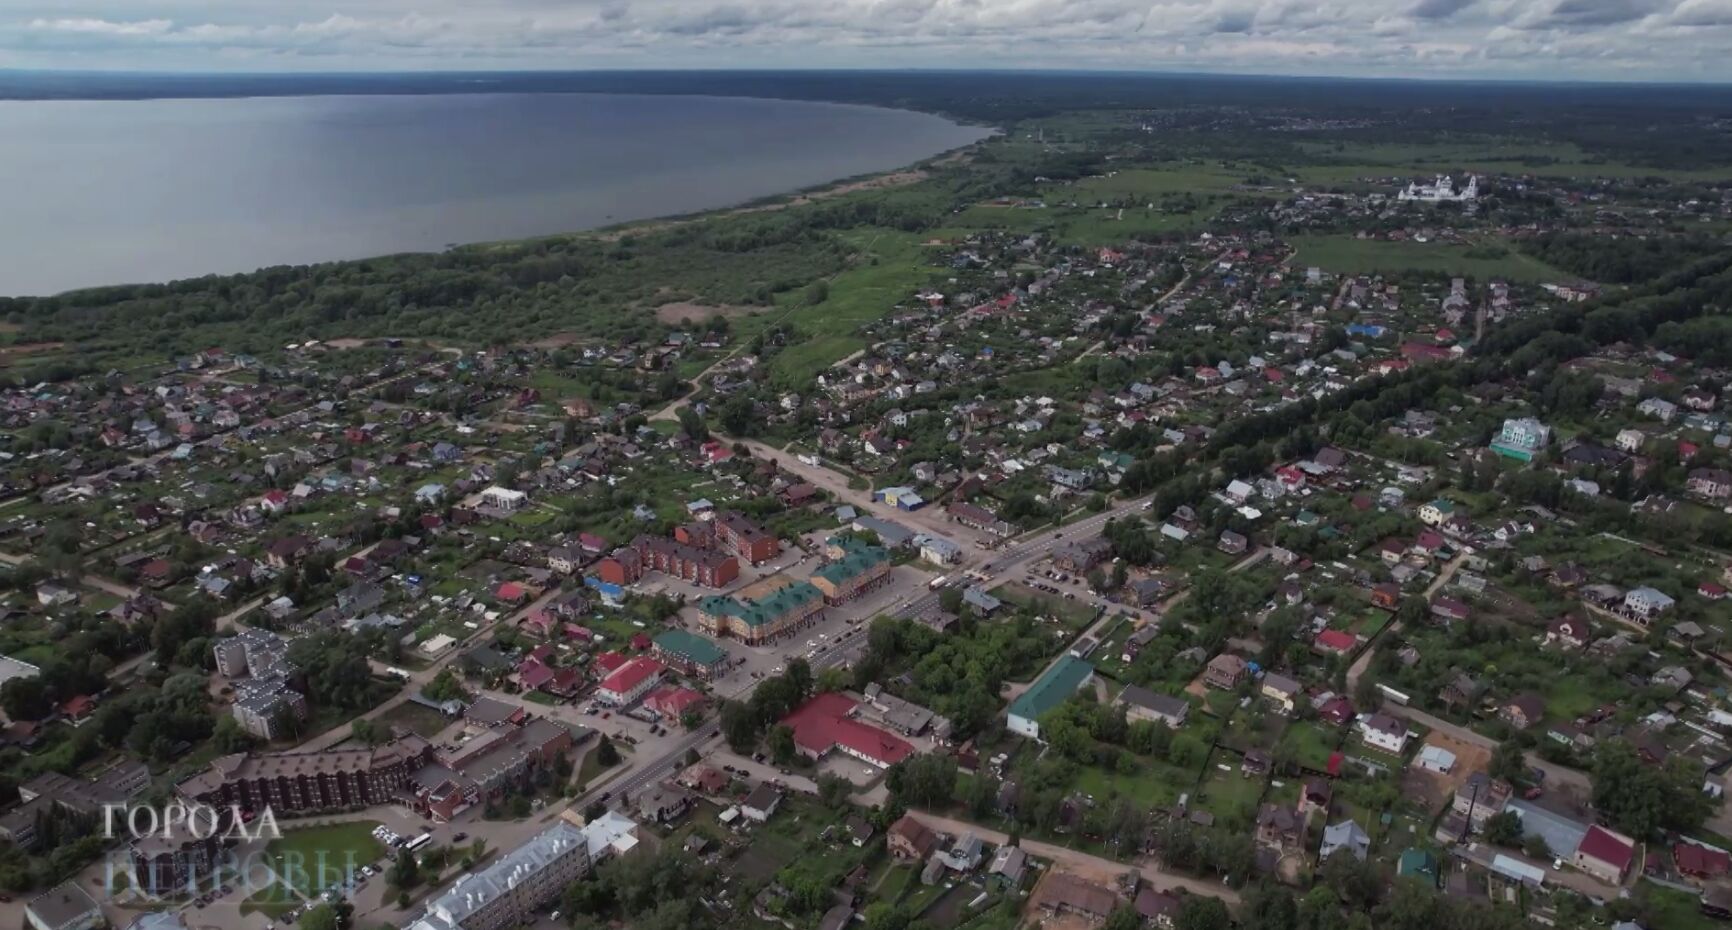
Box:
1520;231;1728;284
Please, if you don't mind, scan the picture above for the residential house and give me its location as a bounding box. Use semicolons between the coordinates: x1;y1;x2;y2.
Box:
1574;825;1637;884
1256;804;1304;852
1116;685;1189;729
1501;694;1546;731
1321;821;1371;861
1204;654;1248;690
1260;673;1302;714
1358;713;1411;754
887;813;939;861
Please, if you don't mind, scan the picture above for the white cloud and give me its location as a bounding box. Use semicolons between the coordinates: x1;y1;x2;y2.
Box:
0;0;1728;79
27;17;173;36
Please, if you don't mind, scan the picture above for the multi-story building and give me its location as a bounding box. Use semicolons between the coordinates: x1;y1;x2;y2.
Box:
25;883;102;930
628;536;739;588
809;537;891;604
178;740;426;814
213;628;293;679
714;511;780;565
652;630;729;679
595;547;643;586
595;657;665;707
1489;417;1550;462
232;673;309;740
696;579;825;645
413;716;575;820
407;823;591;930
130;834;221;897
215;629;307;740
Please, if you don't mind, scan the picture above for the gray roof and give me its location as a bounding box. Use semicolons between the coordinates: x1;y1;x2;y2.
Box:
852;515;915;547
1505;798;1589;859
989;844;1028;882
127;914;190;930
1118;684;1188;721
413;823;586;930
26;883;101;930
1321;821;1370;861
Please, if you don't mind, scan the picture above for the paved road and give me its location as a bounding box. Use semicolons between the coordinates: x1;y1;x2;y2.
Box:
894;498;1161;622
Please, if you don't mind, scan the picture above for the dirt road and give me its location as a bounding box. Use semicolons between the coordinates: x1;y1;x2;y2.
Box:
910;811;1241;905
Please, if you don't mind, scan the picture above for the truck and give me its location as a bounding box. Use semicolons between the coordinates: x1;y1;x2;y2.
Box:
928;575;951;591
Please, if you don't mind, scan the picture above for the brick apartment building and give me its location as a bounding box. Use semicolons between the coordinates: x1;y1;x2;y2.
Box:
714;511;780;565
178;740;427;814
596;536;740;588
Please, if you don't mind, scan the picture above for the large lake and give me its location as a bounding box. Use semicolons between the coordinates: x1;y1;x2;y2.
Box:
0;93;990;296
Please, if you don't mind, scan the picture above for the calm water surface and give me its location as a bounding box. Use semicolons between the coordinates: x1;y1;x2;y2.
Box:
0;93;989;296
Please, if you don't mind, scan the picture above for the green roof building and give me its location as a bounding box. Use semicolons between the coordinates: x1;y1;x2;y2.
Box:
1007;655;1095;741
697;581;827;645
811;537;891;603
652;629;728;677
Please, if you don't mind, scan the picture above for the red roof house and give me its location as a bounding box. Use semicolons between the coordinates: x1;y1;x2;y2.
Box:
1574;825;1637;884
1675;842;1731;879
1314;629;1358;656
645;687;708;721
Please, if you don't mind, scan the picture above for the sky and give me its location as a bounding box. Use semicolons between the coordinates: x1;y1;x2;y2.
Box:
4;0;1732;83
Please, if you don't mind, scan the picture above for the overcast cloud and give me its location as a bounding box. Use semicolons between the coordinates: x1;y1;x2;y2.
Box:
3;0;1730;81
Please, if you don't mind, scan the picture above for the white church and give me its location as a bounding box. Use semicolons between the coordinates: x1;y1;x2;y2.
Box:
1398;174;1479;203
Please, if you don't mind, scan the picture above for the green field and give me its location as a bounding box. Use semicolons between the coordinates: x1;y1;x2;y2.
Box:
754;229;938;387
266;821;387;897
1292;139;1732;183
1291;235;1572;283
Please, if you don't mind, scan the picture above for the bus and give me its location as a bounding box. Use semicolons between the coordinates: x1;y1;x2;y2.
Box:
404;833;434;852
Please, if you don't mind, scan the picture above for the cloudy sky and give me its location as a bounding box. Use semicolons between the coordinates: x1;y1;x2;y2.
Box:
5;0;1732;82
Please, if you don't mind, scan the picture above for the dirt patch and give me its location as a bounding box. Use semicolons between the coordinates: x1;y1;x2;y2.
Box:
655;302;756;325
784;169;929;206
1403;731;1492;808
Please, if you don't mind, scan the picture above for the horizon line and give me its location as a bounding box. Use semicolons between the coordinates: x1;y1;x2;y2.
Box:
3;65;1731;91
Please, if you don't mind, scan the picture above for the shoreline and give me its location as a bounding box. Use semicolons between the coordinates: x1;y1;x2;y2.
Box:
4;93;995;299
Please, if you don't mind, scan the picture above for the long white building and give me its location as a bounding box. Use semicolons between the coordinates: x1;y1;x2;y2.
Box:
1398;174;1479;203
407;824;590;930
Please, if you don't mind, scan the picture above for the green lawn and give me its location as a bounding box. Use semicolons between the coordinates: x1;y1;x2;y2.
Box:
1195;765;1266;824
1291;234;1570;284
265;821;386;897
1278;721;1343;771
1074;757;1196;808
1638;886;1719;930
577;739;624;789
